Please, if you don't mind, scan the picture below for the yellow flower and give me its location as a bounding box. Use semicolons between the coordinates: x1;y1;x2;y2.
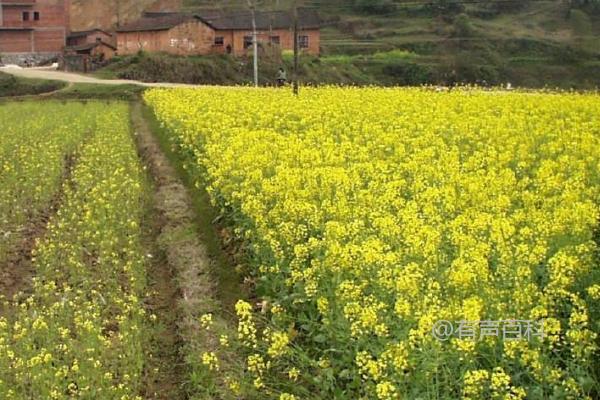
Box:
144;87;600;399
201;352;219;371
279;393;297;400
267;331;290;358
376;381;398;400
288;367;300;381
200;313;213;330
219;334;229;347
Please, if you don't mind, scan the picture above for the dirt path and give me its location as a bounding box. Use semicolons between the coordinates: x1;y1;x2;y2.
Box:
139;202;186;400
1;66;210;88
132;102;224;399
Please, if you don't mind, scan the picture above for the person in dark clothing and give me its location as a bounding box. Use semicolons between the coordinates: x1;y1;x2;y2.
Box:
276;67;287;87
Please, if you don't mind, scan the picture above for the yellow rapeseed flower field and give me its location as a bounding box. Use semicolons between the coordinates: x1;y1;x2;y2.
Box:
0;102;147;400
0;103;95;264
146;87;600;399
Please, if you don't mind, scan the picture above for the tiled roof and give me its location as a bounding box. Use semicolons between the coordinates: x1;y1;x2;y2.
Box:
116;14;199;33
203;8;320;30
142;8;321;31
68;29;112;39
65;40;116;52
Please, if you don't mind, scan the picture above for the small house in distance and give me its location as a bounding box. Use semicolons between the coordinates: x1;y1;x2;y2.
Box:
65;38;116;60
116;8;320;57
193;8;320;56
116;13;216;56
64;29;116;72
63;38;116;72
67;29;114;47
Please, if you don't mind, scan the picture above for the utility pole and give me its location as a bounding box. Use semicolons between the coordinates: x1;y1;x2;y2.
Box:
292;1;299;95
116;0;121;28
248;0;259;87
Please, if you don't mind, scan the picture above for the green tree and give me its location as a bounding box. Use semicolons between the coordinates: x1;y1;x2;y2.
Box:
569;9;596;52
571;0;600;14
427;0;465;15
453;13;475;38
353;0;396;14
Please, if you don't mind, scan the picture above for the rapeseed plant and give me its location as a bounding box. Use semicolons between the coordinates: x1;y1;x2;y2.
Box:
145;87;600;399
0;102;147;400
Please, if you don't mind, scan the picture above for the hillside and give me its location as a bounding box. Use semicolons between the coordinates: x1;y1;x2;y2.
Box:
96;0;600;88
70;0;181;31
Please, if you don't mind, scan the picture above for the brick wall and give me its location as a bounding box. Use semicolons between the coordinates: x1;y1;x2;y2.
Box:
0;30;32;53
228;28;320;56
91;43;115;59
2;0;68;28
167;20;214;55
212;30;234;54
34;29;66;51
118;20;215;56
36;0;69;27
118;30;167;55
2;8;32;27
0;0;67;53
85;31;112;44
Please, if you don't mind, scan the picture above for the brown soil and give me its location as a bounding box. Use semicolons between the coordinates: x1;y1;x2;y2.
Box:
140;209;186;400
0;152;75;309
132;101;220;400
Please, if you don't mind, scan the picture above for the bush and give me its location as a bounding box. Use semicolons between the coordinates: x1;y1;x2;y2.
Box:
423;0;465;15
552;45;589;64
118;53;242;85
569;9;593;37
0;71;64;97
353;0;396;14
372;49;417;62
490;0;531;13
382;62;432;85
571;0;600;15
453;13;476;38
0;71;17;89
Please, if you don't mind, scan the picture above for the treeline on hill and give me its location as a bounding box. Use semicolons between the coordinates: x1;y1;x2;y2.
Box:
97;0;600;88
100;47;599;89
353;0;600;15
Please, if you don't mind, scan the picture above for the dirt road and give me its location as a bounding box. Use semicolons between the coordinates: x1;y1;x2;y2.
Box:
0;66;203;88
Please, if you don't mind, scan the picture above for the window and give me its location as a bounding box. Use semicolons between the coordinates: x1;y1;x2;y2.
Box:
298;35;309;49
33;12;40;21
22;12;29;21
243;35;253;49
269;36;280;45
214;36;224;46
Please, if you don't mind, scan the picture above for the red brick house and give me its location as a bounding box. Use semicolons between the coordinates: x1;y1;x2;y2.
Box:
0;0;69;65
67;28;113;47
116;13;215;56
65;37;116;59
116;8;320;57
200;8;320;57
